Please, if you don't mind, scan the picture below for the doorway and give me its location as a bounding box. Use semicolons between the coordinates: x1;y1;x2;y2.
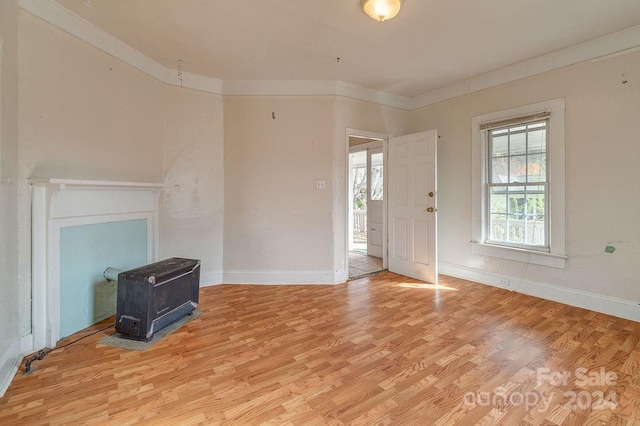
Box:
344;128;438;284
347;135;386;279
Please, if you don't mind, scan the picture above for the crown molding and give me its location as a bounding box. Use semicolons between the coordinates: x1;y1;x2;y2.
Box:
223;80;413;110
18;0;640;111
413;25;640;109
223;79;339;97
333;81;413;110
162;68;224;95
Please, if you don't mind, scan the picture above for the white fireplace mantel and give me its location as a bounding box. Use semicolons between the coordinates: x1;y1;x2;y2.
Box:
30;179;166;351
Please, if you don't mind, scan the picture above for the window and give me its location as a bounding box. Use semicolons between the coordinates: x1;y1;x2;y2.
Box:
487;120;548;248
370;151;383;201
471;99;566;268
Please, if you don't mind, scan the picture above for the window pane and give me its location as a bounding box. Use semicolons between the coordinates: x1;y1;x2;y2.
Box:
490;186;507;214
526;186;545;216
526;215;545;245
370;152;383;201
491;135;508;157
527;153;546;182
528;128;546;153
507;187;525;216
509;155;527;183
491;157;508;183
507;214;526;244
527;184;545;245
510;132;526;155
490;213;507;242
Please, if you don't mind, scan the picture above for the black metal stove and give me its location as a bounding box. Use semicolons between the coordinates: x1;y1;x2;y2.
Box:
114;257;200;341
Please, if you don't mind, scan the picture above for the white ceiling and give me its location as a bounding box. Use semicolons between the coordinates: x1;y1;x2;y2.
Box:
55;0;640;98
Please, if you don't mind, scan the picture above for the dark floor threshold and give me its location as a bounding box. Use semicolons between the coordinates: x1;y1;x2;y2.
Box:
348;269;387;281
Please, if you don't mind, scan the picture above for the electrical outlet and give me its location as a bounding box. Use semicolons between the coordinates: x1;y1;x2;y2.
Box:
499;279;510;289
316;180;326;190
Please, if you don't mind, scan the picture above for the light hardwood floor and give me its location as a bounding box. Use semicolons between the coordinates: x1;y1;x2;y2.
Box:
1;272;640;425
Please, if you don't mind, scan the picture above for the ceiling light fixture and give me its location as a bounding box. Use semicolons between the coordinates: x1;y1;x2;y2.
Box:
361;0;402;22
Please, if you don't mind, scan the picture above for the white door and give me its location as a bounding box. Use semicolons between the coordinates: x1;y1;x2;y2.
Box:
388;130;437;283
367;147;384;258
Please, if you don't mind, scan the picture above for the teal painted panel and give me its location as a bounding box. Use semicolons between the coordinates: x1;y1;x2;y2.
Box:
60;219;147;339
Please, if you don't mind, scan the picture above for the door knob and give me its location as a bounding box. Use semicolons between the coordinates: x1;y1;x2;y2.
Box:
426;207;436;213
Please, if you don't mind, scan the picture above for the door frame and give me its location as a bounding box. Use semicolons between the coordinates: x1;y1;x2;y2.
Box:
345;128;392;274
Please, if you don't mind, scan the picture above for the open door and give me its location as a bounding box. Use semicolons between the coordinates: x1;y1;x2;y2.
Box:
367;147;384;258
388;130;438;283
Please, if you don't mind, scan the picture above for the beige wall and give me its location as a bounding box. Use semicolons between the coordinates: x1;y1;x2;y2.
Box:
223;96;335;274
161;86;224;280
411;50;640;302
223;96;410;279
0;0;21;392
18;13;165;182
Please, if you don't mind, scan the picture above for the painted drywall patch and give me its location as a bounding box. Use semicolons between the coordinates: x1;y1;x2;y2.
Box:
163;146;214;219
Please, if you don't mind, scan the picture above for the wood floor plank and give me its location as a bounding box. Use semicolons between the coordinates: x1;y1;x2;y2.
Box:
1;272;640;424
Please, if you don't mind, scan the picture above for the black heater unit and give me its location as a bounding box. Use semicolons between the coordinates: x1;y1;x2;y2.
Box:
113;257;200;341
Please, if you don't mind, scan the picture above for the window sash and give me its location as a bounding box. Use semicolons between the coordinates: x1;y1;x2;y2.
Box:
486;119;549;249
485;182;549;249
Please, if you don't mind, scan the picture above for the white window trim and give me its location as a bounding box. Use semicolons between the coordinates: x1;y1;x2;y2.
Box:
471;99;566;269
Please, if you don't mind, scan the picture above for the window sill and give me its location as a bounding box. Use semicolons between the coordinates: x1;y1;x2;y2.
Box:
471;242;566;269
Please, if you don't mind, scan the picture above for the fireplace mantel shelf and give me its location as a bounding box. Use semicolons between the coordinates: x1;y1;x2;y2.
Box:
28;178;166;189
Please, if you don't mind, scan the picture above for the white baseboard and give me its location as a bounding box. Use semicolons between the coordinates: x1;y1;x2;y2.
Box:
334;269;348;284
0;338;22;398
200;271;223;287
439;262;640;322
223;270;344;285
